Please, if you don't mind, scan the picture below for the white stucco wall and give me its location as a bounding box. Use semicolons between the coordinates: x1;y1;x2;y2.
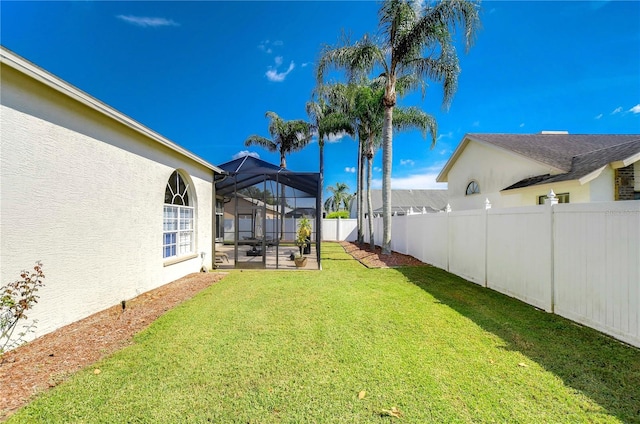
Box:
589;166;615;201
501;181;590;207
1;62;214;342
500;167;615;207
446;141;557;210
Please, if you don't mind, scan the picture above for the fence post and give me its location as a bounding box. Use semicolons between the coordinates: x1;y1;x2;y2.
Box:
484;198;492;288
545;190;558;313
446;203;451;272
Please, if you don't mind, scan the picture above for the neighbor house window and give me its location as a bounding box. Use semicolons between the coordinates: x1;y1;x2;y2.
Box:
163;171;194;259
537;192;570;204
466;180;480;195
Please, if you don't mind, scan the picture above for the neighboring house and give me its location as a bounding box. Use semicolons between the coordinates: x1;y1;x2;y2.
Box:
1;47;224;344
350;189;448;218
437;132;640;210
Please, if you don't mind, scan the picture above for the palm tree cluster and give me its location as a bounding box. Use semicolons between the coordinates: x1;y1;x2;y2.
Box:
244;0;480;253
324;182;352;213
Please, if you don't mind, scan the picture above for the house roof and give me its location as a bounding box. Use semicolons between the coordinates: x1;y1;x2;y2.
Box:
1;46;223;174
215;155;319;197
352;189;448;215
437;133;640;190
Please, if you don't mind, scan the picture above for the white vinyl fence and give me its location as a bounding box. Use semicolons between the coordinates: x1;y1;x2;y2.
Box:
336;200;640;348
322;218;358;241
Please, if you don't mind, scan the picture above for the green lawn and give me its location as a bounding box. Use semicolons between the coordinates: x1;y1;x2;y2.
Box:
8;243;640;423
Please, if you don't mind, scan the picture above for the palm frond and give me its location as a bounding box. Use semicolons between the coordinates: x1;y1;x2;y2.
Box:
392;106;437;148
244;135;277;151
412;49;460;109
316;34;385;84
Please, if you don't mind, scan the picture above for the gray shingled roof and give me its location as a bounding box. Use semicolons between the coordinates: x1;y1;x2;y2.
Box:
353;189;448;215
456;134;640;191
504;138;640;190
467;133;640;172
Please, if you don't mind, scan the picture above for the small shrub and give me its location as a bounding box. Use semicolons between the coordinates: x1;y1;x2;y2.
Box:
326;211;349;219
1;261;45;358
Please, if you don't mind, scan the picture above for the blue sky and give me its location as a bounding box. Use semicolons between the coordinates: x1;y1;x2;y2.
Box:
2;1;639;200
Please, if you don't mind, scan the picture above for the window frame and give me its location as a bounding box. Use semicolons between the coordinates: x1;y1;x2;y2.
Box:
465;180;480;196
163;171;195;261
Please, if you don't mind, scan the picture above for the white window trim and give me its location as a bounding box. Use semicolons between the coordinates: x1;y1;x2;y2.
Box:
163;171;196;261
466;180;480;196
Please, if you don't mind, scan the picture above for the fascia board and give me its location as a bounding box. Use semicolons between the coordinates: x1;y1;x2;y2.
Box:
611;151;640;169
578;165;606;185
436;136;470;182
1;47;223;175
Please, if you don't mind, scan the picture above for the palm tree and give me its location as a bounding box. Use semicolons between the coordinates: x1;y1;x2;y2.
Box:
306;87;354;208
309;83;365;243
244;111;314;168
317;0;480;254
324;182;352;212
354;82;436;250
245;111;314;239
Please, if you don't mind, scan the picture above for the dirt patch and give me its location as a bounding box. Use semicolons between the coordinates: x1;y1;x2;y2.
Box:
0;272;225;420
340;241;428;268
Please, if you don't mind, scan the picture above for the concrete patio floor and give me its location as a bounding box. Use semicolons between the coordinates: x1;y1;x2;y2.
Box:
213;243;319;270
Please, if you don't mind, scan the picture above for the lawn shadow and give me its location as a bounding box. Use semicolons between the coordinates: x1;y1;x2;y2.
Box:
396;266;640;423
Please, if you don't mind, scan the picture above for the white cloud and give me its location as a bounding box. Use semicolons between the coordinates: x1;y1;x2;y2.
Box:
327;131;348;143
629;104;640;114
258;40;283;54
117;15;179;27
519;123;525;128
436;131;453;142
374;167;382;173
371;164;448;190
400;159;415;166
301;62;310;68
595;113;603;120
265;58;295;82
611;106;623;115
345;167;356;173
371;173;447;190
472;120;480;127
232;150;260;160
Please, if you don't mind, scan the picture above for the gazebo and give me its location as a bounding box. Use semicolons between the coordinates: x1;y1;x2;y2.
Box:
214;156;321;270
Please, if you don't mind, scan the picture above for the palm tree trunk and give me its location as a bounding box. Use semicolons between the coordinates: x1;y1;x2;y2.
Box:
366;151;374;251
356;137;364;244
382;105;393;255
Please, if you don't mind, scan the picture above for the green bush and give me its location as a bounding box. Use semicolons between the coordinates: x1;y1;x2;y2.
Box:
325;211;349;219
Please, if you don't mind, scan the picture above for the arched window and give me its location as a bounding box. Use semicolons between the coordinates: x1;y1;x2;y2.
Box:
163;171;194;259
466;180;480;196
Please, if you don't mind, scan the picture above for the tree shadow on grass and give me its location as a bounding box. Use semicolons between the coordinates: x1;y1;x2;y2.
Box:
397;266;640;423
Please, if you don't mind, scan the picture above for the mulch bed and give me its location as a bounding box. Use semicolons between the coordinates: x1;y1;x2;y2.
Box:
0;272;225;421
340;241;428;268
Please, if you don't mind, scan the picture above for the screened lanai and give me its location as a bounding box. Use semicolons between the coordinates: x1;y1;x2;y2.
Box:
214;156;321;270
